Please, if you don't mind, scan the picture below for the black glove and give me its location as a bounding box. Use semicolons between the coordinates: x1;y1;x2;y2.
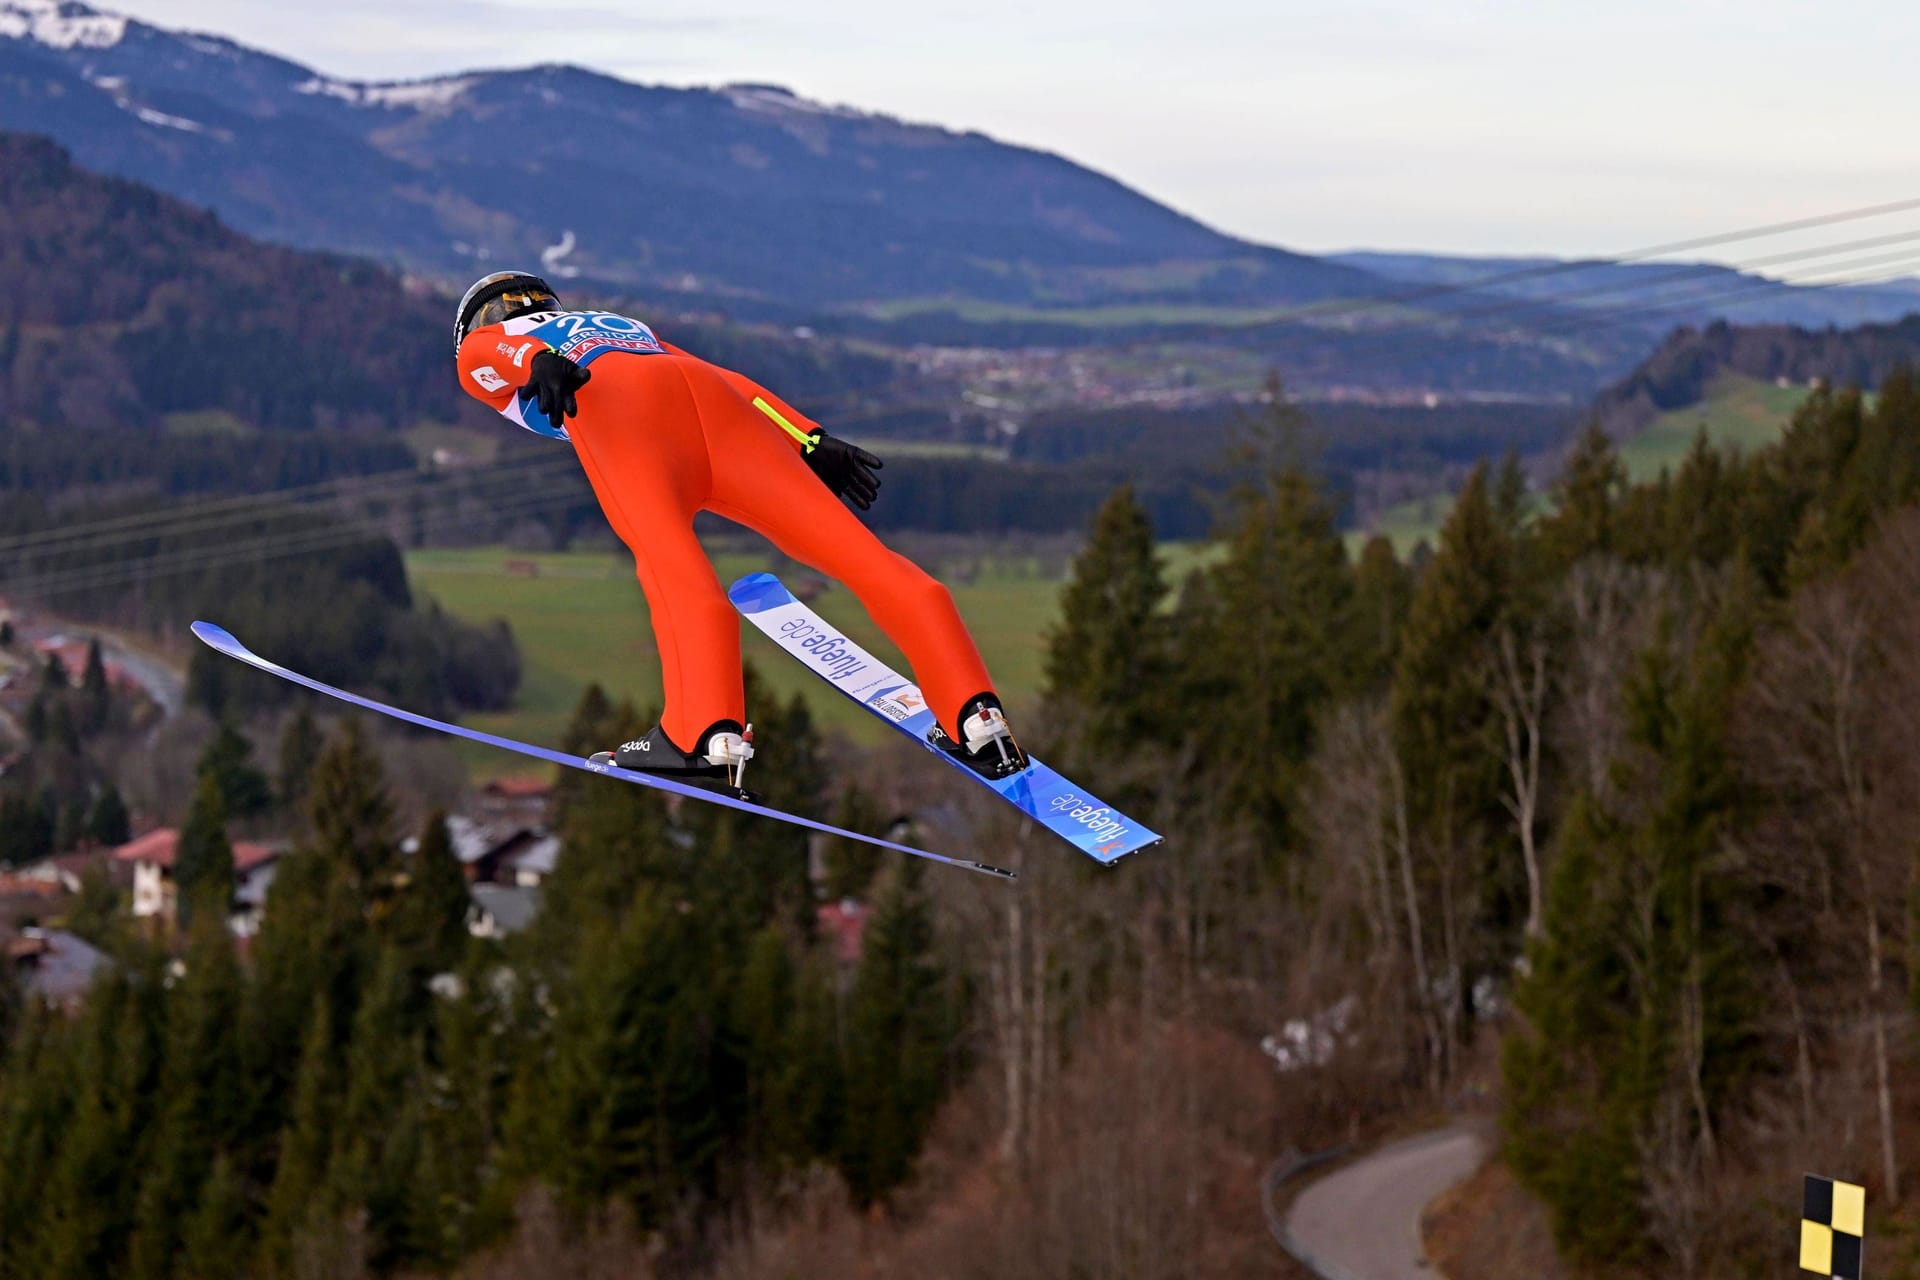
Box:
805;431;884;510
527;349;591;423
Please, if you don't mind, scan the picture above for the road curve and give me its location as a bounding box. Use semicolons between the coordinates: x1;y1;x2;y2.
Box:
1284;1126;1486;1280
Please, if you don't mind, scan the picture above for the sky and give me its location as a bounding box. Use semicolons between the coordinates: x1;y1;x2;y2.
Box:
104;0;1920;270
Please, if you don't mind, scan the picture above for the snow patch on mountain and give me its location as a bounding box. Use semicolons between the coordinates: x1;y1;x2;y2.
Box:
133;104;202;132
723;83;867;121
294;74;475;110
0;0;128;49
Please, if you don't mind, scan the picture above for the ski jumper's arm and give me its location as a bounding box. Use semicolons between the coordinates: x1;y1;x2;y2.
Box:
661;341;819;456
456;327;549;411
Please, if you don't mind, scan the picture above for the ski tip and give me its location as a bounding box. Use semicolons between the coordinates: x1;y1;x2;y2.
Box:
726;571;790;613
190;620;242;651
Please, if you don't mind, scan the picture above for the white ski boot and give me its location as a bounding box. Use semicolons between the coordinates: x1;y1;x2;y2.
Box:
930;693;1028;779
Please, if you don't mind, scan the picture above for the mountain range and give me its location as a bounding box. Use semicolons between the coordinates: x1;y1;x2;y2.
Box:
5;0;1919;408
0;0;1383;313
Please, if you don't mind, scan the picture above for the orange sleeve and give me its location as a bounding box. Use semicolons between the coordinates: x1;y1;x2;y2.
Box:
457;326;548;411
661;340;819;455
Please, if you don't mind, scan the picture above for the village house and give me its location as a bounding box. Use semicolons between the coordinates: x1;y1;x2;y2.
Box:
113;828;282;933
6;928;108;1011
816;897;871;967
474;776;551;827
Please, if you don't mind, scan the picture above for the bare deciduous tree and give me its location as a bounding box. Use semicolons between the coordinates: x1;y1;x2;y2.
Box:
1490;625;1549;940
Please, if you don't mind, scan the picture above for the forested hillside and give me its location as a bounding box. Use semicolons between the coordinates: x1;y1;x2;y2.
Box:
1592;313;1920;438
0;132;900;439
5;367;1919;1277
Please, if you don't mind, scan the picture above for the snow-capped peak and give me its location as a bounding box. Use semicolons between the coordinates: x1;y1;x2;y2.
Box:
294;74;476;111
0;0;128;50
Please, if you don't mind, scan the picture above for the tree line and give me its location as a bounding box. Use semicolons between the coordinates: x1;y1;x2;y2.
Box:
7;367;1920;1276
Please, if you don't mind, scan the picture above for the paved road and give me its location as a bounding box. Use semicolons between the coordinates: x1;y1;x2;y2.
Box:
95;635;184;717
1285;1127;1486;1280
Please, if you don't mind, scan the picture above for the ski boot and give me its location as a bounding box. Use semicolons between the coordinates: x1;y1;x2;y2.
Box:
590;719;758;800
928;693;1028;780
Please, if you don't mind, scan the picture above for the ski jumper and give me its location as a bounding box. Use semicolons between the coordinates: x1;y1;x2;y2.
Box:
456;309;997;751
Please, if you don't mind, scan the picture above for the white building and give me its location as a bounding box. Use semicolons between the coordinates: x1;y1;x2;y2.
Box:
113;828;280;930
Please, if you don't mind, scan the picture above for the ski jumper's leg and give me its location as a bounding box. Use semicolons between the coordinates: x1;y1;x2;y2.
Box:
565;356;746;749
679;359;999;739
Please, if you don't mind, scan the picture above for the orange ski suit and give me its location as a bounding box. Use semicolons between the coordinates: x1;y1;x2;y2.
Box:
457;312;997;752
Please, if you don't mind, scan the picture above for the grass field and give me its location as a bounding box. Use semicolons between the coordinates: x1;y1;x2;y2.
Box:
405;540;1244;776
1349;494;1454;559
1619;373;1810;481
406;544;1068;774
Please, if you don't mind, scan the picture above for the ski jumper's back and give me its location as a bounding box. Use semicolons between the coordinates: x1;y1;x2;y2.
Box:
456;309;668;439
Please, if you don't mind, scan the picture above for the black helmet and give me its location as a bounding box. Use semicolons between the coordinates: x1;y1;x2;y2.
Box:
454;271;560;353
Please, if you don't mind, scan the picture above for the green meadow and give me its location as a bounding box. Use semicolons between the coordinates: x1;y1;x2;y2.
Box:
406;539;1240;776
406;544;1067;774
1619;373;1811;480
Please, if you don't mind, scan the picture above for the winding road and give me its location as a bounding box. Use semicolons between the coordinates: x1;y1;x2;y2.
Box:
1284;1126;1486;1280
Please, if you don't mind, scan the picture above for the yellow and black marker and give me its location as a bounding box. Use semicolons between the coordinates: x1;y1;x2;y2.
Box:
1801;1174;1865;1280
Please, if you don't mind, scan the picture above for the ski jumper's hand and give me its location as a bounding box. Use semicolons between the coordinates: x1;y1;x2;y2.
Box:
528;350;591;422
804;432;884;510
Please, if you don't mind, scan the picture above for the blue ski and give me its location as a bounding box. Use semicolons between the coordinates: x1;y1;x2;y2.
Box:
190;621;1015;880
728;574;1162;865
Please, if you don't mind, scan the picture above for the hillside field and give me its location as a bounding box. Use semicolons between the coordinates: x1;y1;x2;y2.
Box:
1353;373;1815;556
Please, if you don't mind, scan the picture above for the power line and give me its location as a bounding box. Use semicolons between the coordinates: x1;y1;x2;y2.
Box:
0;450;585;558
740;191;1920;425
0;474;609;599
1305;247;1920;393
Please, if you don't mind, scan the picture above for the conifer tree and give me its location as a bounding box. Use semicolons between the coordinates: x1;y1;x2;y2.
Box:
838;863;953;1205
178;1154;249;1280
531;885;735;1223
1344;533;1411;694
87;783;131;847
276;702;324;815
130;911;245;1280
390;811;473;981
1540;423;1625;568
37;972;159;1278
329;953;428;1273
174;771;234;928
308;717;397;890
261;996;340;1272
196;719;273;820
1043;484;1170;747
1391;463;1517;823
1179;462;1352;840
1504;598;1755;1265
0;790;53;867
821;785;887;901
79;638;111;734
735;924;800;1171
